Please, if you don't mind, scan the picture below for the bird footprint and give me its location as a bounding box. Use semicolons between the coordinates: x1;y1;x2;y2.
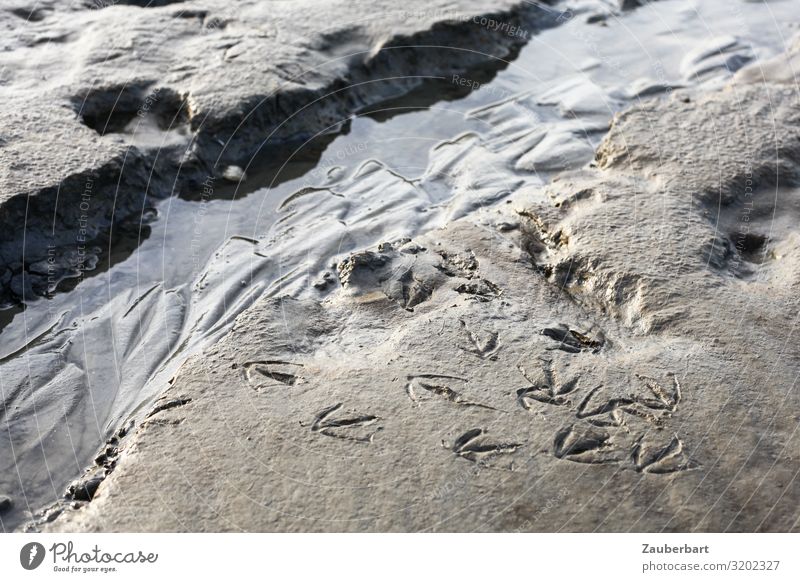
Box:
312;403;381;443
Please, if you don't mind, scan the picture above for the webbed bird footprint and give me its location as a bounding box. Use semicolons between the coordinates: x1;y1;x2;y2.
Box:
312;403;381;443
516;362;579;409
577;385;641;425
449;428;522;463
243;360;303;388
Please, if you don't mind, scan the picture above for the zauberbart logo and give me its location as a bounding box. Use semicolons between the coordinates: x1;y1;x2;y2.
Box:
20;542;46;570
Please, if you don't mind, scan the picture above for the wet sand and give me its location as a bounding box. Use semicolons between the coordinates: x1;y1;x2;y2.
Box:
1;0;799;531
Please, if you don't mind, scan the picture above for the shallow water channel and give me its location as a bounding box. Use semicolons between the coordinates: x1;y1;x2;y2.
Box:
0;0;795;530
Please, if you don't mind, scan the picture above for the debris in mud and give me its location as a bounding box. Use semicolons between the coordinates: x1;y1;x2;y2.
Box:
0;495;12;512
435;250;479;278
336;240;505;311
337;241;456;311
337;251;388;287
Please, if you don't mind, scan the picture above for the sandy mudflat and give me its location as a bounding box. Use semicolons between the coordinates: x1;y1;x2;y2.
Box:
1;0;799;532
44;40;800;531
0;0;555;531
